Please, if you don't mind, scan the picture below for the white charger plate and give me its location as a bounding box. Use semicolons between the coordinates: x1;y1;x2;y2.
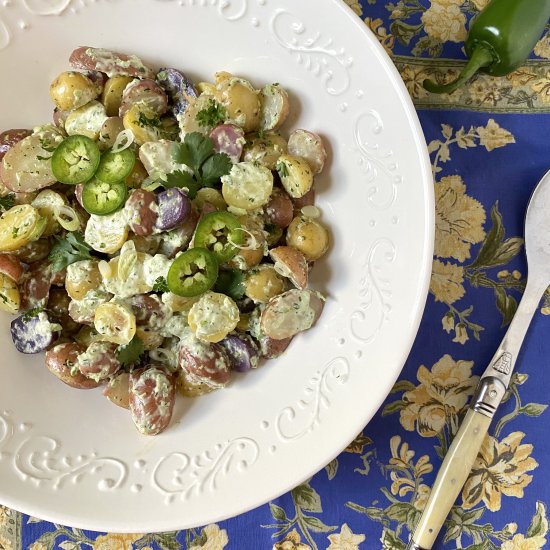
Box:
0;0;433;532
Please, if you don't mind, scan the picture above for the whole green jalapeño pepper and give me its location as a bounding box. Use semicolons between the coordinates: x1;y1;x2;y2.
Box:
424;0;550;94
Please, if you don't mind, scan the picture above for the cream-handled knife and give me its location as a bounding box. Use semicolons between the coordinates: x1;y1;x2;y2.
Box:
407;169;550;550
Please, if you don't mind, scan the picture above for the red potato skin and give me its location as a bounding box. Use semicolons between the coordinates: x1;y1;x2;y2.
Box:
126;189;158;236
179;340;232;388
119;79;168;117
292;188;315;211
130;367;176;435
45;342;102;389
0;254;24;283
265;188;294;229
0;129;32;161
19;262;52;310
70;47;155;79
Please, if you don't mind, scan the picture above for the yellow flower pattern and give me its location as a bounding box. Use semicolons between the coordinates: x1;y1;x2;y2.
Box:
421;1;467;44
462;432;538;512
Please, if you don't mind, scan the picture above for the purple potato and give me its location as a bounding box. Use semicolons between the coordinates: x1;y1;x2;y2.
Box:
219;333;260;372
210;124;245;163
11;311;58;354
155;188;191;231
156;68;197;116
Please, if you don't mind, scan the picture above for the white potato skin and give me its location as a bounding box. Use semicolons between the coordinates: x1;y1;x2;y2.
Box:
287;130;327;174
260;84;290;132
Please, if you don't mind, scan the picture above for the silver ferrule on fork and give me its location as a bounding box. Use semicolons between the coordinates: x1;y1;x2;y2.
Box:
470;376;507;418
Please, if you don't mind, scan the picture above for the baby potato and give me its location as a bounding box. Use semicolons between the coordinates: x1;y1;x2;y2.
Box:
277;154;314;199
98;116;125;150
45;342;102;389
177;368;216;397
244;265;286;303
0;254;24;283
65;260;102;301
50;71;100;112
288;129;327;174
215;77;261;133
94;301;137;345
84;209;128;254
193;188;227;212
65;100;108;140
123;105;162;145
260;84;290;132
286;215;330;261
103;372;131;409
188;291;240;343
269;246;308;289
136;327;164;350
125;158;149;189
178;94;217;136
102;75;134;117
221;161;273;211
0;271;20;313
228;216;266;270
0;204;46;252
31;190;67;237
243;132;288;170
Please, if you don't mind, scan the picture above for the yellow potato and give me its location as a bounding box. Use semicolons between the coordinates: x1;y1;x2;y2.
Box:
123;105;162;145
0;272;20;313
84;210;128;254
50;71;100;112
215;77;261;133
188;291;239;343
243;132;288;170
221;162;273;211
31;190;67;237
244;265;285;303
102;75;134;117
276;154;314;199
0;205;46;252
94;302;136;345
65;100;108;140
286;216;330;261
65;260;102;301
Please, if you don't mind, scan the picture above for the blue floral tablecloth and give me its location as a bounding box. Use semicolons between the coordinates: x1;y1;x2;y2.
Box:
3;1;550;548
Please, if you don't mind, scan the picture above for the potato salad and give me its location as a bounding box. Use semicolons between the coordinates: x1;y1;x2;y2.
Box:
0;47;330;435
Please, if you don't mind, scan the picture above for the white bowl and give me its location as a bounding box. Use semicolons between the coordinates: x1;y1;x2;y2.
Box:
0;0;433;532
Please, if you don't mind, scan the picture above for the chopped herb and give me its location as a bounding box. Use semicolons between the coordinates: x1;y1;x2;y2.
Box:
0;293;7;304
167;132;232;198
153;276;170;293
257;129;266;140
22;306;44;322
196;99;226;128
0;194;15;212
276;160;289;178
11;227;19;239
48;232;93;273
36;154;52;161
137;112;161;128
116;335;145;367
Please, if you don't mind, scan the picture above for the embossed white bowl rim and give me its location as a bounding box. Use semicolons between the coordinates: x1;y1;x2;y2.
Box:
0;0;434;532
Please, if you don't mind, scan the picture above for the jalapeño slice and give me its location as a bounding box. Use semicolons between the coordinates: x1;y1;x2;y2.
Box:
51;135;101;185
167;248;219;297
193;211;244;264
95;148;136;184
81;179;128;215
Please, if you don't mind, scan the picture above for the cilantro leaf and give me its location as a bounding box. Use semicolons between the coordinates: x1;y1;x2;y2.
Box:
0;194;15;212
48;232;93;273
116;335;145;368
22;306;44;322
164;170;202;198
153;276;169;293
201;153;232;186
172;132;214;174
196;99;226;128
214;269;246;301
169;133;232;196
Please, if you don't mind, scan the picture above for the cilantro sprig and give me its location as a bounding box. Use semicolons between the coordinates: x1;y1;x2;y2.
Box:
196;99;226;128
48;232;93;273
165;132;232;199
116;335;145;368
0;194;15;213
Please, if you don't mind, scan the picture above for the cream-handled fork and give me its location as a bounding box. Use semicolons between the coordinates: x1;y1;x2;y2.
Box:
407;169;550;550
